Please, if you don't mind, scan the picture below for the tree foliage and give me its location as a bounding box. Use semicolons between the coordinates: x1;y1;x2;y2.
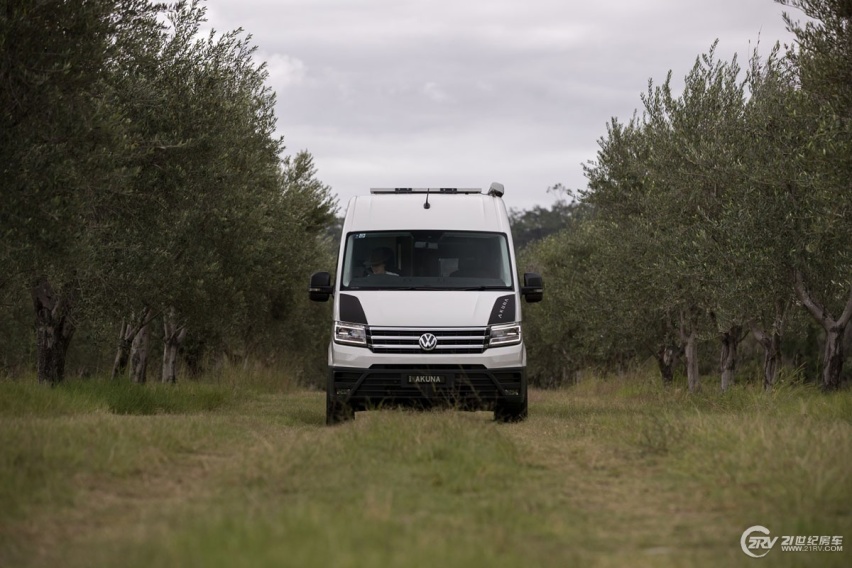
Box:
0;0;336;383
522;0;852;390
508;185;589;251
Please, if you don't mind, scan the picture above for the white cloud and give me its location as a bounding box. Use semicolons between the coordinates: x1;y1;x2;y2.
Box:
206;0;799;210
422;82;451;103
261;53;307;89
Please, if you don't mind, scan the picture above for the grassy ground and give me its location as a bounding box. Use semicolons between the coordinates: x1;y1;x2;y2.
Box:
0;372;850;568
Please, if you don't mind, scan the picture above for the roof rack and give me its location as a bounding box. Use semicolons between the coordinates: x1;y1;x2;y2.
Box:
369;187;482;194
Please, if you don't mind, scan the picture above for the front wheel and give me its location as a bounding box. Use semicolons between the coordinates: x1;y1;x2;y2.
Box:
326;391;354;425
494;397;528;423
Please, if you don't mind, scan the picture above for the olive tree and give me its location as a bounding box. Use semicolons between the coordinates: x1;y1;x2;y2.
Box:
581;118;685;385
102;1;335;383
1;0;164;384
777;0;852;390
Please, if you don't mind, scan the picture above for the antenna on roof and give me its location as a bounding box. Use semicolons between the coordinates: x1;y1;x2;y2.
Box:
424;188;431;209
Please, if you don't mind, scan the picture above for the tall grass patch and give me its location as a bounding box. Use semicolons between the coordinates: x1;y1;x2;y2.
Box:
208;360;301;394
0;377;241;528
663;386;852;536
0;414;240;522
0;378;234;417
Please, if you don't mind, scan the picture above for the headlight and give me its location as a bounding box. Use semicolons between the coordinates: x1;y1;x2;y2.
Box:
489;322;521;347
333;322;367;346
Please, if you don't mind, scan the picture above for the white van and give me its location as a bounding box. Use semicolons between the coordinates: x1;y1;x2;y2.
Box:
308;184;543;424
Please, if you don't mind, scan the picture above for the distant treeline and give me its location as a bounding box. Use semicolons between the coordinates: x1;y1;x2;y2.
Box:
519;0;852;391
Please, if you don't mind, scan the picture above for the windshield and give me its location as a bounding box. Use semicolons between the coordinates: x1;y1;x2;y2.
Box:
341;231;513;290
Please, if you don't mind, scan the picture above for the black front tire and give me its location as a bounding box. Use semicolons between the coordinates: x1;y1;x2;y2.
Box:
494;397;528;423
326;391;354;425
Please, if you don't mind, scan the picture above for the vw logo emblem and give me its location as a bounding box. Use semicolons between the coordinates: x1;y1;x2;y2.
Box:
419;333;438;351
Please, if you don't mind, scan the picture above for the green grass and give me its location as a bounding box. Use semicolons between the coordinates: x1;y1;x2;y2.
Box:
0;379;234;417
0;374;849;568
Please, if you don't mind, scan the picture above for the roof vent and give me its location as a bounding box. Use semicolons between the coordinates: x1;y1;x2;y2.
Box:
488;182;505;197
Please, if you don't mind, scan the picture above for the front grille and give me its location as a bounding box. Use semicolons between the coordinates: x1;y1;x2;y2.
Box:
368;327;487;354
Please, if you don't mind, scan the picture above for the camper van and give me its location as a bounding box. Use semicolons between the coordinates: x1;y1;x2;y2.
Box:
308;184;543;424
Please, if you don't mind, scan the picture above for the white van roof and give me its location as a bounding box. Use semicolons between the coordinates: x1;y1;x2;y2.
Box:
343;190;512;233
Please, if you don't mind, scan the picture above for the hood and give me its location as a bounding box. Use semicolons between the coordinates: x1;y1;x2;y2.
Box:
337;290;517;327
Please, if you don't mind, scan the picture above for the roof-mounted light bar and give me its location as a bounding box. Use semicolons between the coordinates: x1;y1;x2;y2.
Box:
370;187;482;194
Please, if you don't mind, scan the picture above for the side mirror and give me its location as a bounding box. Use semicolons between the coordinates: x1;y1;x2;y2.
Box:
521;272;544;303
309;271;333;302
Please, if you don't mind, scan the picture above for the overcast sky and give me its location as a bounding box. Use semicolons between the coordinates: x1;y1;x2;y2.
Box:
204;0;800;212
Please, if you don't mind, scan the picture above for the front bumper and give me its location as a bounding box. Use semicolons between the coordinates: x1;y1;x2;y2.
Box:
327;364;526;411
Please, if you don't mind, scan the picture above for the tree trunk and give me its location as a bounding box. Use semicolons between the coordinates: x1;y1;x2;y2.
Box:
111;307;152;380
684;332;700;392
679;311;700;392
130;319;150;384
111;320;131;380
719;325;743;392
752;300;789;391
753;326;782;391
821;326;845;391
31;277;77;385
794;270;852;391
180;336;205;377
161;312;187;384
654;344;678;386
